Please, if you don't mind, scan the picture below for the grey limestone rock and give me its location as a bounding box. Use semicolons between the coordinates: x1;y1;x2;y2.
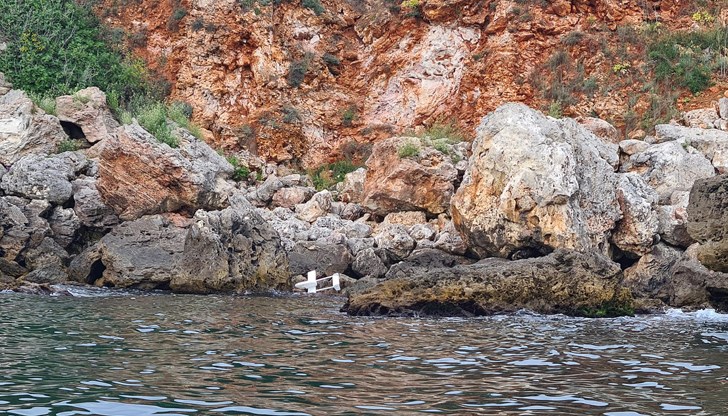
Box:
611;173;659;256
97;215;187;289
352;248;388;279
687;174;728;272
451;103;621;259
288;241;353;276
374;223;416;260
295;190;333;223
171;194;290;293
0;90;68;166
48;206;81;249
71;177;119;230
1;152;87;204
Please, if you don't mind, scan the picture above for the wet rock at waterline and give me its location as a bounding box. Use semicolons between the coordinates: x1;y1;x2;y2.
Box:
95;215;188;289
687;174;728;273
171;194;290;293
343;250;633;317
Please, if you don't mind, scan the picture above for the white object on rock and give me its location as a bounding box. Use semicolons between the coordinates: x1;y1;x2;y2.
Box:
294;270;341;293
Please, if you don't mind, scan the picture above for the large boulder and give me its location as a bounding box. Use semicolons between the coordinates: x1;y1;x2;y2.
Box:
656;191;693;248
351;248;388;279
288;241;353;276
374;223;416;259
687;175;728;272
97;123;233;220
361;137;458;217
623;243;683;300
623;137;715;203
610;173;659;256
0;90;68;167
55;87;119;143
577;116;620;143
654;124;728;174
336;167;366;203
22;237;69;284
295;190;332;223
96;215;188;289
451;103;621;259
71;177;119;230
0;152;88;204
344;250;633;317
48;206;81;249
171;194;290;293
682;108;719;129
662;244;728;312
0;197;51;262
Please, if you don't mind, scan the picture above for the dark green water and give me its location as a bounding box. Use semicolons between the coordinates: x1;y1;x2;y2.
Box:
1;290;727;415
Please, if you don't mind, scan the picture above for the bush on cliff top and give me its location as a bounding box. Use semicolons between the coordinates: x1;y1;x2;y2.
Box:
308;160;360;191
648;26;728;94
0;0;203;147
0;0;159;101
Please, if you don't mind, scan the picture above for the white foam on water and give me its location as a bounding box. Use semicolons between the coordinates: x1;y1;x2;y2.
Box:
662;308;728;322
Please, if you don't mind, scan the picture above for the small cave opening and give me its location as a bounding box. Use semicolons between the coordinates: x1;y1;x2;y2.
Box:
707;287;728;313
62;197;76;209
509;245;554;260
85;259;106;285
610;245;640;270
60;120;86;140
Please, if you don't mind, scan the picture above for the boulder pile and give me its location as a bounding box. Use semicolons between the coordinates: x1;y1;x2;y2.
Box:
3;74;728;315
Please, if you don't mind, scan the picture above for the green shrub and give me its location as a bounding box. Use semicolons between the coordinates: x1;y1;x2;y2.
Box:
322;53;340;67
582;76;598;97
548;101;563;118
73;92;91;104
0;0;160;103
119;110;133;125
227;156;251;182
420;121;467;142
432;139;450;155
167;7;188;31
301;0;325;15
29;93;56;115
106;90;120;114
191;17;205;31
287;56;311;88
281;105;300;124
648;27;728;94
401;0;423;19
137;102;177;147
56;139;82;153
341;105;357;127
398;142;420;158
563;31;584;46
308;160;359;191
323;53;341;75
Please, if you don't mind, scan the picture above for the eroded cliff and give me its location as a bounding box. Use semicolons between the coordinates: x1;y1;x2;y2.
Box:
96;0;727;166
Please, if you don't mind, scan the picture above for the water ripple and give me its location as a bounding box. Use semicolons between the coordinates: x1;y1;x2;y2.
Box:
1;294;727;415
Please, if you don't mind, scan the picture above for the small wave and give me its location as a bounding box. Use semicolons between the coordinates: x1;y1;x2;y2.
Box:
662;308;728;322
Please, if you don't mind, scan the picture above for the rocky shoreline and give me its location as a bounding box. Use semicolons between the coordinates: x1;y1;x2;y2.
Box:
2;73;728;316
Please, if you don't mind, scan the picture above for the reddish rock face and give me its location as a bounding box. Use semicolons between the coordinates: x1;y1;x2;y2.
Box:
97;123;233;221
93;0;702;168
361;137;457;218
